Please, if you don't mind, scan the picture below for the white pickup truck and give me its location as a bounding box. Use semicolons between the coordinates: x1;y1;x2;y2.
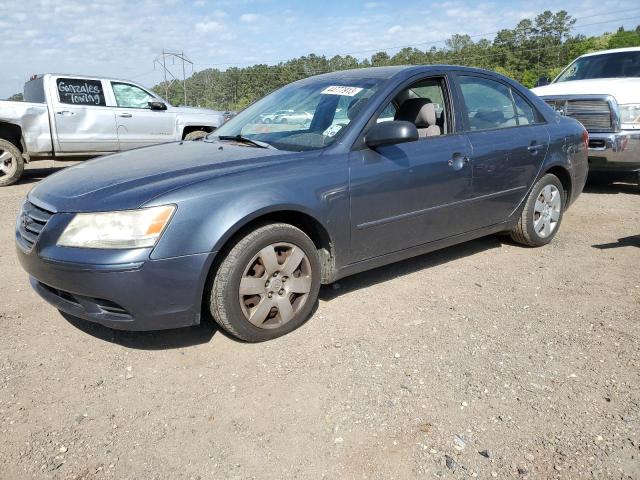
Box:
532;47;640;183
0;73;226;186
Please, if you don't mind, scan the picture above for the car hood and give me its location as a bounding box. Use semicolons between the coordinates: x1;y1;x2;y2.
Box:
29;141;293;213
531;78;640;104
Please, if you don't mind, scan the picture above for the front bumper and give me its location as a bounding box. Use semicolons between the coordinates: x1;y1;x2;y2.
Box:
587;130;640;172
17;245;216;331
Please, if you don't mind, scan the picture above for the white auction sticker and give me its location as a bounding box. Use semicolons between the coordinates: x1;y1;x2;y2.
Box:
321;86;363;96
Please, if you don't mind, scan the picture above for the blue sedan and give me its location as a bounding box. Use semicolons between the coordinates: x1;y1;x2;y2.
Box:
16;66;589;342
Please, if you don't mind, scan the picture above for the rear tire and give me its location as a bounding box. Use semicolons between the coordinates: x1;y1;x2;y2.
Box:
209;223;321;342
0;139;24;187
510;173;565;247
184;130;209;141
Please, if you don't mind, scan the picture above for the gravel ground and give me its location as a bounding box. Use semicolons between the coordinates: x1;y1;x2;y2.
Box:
0;166;639;479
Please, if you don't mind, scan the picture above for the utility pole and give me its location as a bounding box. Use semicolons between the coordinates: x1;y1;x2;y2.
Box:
154;50;193;105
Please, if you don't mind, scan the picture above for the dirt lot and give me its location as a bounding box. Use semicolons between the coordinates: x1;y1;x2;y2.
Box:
0;166;638;479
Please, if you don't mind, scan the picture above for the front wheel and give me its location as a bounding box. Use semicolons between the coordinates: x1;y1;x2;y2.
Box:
0;139;24;187
209;223;321;342
510;173;565;247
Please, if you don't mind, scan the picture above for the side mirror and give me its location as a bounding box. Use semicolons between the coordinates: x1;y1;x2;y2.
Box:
148;101;168;111
535;76;551;87
365;121;419;149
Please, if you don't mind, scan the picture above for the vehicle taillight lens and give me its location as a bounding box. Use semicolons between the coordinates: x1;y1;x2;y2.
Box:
582;129;589;150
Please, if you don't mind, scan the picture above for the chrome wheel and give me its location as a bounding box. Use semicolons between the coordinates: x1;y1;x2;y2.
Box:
533;184;561;238
238;242;312;329
0;149;17;179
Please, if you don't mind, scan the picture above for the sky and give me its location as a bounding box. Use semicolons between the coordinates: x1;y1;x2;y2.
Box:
1;0;639;98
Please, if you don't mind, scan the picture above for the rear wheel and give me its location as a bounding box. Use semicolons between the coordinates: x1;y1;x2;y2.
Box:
0;139;24;187
184;130;209;141
510;173;564;247
210;223;321;342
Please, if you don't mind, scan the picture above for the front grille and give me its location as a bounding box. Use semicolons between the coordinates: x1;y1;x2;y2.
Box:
17;201;54;250
544;98;615;133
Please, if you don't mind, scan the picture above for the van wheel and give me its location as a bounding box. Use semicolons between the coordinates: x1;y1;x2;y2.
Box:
210;223;321;342
0;139;24;187
184;130;209;141
510;173;564;247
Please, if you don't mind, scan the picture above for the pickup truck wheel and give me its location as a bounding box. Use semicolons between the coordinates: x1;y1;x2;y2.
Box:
184;130;208;141
210;223;321;342
510;173;564;247
0;139;24;187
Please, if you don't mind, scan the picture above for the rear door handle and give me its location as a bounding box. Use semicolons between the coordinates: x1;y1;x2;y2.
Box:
118;113;133;118
527;142;544;155
56;110;75;116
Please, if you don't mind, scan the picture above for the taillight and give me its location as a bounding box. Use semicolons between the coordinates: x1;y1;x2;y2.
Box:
582;129;589;150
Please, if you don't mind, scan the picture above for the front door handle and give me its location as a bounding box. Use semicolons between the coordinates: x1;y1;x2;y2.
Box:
448;153;470;171
56;110;75;116
118;113;133;118
527;142;544;155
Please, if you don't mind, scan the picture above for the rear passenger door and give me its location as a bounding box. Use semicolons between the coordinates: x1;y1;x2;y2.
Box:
454;74;549;228
51;77;119;153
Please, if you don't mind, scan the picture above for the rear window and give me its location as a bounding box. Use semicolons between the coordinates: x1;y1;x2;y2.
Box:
56;78;106;106
23;78;45;103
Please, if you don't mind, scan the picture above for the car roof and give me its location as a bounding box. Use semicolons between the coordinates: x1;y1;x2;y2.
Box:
305;64;497;81
580;47;640;58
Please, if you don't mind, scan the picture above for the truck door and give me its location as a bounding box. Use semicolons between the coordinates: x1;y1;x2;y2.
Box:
109;82;176;150
51;77;119;153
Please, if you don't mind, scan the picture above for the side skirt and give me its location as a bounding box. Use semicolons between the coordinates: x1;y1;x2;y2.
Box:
329;220;515;283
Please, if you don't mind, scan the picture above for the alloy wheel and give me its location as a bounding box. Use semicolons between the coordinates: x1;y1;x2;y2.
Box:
533;184;561;238
0;149;16;179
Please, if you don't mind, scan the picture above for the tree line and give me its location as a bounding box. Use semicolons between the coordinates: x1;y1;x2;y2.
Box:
6;11;639;106
152;11;639;111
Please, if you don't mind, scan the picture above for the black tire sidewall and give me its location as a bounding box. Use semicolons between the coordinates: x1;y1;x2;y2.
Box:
0;139;24;187
522;174;565;246
213;225;321;342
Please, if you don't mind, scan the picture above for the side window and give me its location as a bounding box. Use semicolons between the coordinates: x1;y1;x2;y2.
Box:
56;78;106;106
376;77;448;137
511;90;538;125
458;76;516;131
112;82;156;109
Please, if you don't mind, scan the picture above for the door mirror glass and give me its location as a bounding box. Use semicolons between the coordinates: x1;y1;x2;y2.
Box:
148;100;168;111
365;121;419;149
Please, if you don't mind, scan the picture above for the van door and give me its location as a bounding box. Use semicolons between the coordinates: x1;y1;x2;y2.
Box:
52;77;119;153
110;82;176;150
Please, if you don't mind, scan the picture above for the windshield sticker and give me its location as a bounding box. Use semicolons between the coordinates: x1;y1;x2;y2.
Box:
323;124;344;137
321;86;363;97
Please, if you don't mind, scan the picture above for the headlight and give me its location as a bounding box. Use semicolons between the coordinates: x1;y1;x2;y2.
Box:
619;104;640;129
57;205;175;249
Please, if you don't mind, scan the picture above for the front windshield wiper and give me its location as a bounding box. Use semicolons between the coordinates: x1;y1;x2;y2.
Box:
215;135;275;149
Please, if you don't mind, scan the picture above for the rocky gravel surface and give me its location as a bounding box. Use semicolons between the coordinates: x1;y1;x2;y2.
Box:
0;167;638;479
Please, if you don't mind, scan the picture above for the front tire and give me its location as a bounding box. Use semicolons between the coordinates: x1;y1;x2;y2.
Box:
510;173;564;247
0;139;24;187
210;223;321;342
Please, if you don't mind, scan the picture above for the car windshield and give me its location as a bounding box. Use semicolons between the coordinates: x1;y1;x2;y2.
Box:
555;51;640;82
209;77;384;151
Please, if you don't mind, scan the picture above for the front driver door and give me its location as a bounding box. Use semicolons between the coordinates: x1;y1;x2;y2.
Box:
110;82;176;150
349;75;474;263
